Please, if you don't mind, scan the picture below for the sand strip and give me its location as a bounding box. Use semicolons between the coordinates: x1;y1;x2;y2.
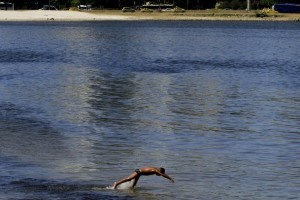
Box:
0;10;132;21
0;10;300;21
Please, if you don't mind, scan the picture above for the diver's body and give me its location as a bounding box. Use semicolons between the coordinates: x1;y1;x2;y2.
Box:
113;167;174;189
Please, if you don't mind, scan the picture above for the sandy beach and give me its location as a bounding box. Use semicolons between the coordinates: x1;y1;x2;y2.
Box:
0;10;131;21
0;10;300;21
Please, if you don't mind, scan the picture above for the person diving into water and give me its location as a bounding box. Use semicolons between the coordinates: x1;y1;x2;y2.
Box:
112;167;175;189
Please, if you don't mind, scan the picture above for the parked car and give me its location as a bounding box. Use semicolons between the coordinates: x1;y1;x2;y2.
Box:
78;5;92;10
39;5;57;10
122;7;135;12
140;8;153;12
173;7;185;12
162;8;173;12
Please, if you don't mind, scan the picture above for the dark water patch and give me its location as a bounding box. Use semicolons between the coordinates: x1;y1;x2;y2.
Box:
0;73;20;81
8;178;135;200
0;102;52;133
152;58;296;71
0;103;70;164
127;58;300;87
0;49;63;63
87;73;139;126
10;179;86;193
1;20;300;30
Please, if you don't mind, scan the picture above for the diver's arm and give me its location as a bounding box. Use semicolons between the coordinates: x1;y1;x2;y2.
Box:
161;173;175;183
154;170;175;183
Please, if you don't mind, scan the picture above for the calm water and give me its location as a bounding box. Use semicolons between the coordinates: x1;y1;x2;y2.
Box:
0;21;299;200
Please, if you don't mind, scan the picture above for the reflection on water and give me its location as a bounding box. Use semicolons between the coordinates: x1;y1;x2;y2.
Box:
0;21;299;199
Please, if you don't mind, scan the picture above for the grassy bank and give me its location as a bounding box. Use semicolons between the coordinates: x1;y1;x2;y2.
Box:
90;9;300;21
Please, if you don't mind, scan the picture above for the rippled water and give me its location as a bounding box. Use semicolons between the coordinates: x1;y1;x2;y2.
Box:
0;21;299;200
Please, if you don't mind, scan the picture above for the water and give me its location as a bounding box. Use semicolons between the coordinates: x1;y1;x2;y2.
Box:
0;21;299;200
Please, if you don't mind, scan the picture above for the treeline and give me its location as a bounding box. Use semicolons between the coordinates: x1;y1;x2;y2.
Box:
10;0;216;10
218;0;300;10
10;0;300;10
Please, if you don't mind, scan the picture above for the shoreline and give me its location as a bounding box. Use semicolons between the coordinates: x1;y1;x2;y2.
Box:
1;10;300;22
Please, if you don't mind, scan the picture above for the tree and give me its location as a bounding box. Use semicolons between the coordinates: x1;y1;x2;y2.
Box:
70;0;80;7
218;1;231;9
260;0;276;7
230;0;241;9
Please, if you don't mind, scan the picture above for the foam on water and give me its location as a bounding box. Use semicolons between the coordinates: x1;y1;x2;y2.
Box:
106;179;135;190
116;180;135;190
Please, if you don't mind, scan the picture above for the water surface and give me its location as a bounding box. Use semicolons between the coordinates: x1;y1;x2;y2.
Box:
0;21;299;199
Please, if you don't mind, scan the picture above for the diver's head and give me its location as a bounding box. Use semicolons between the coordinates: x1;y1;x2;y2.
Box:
159;167;165;174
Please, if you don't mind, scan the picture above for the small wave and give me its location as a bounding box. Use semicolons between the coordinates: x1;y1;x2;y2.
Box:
105;186;115;190
149;58;294;73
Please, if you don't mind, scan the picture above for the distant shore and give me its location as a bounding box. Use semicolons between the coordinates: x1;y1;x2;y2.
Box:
1;10;300;22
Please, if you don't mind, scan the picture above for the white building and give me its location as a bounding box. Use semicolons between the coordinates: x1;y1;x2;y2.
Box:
0;2;14;10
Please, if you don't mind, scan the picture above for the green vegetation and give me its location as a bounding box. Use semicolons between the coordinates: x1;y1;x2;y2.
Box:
255;8;278;17
217;0;279;10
